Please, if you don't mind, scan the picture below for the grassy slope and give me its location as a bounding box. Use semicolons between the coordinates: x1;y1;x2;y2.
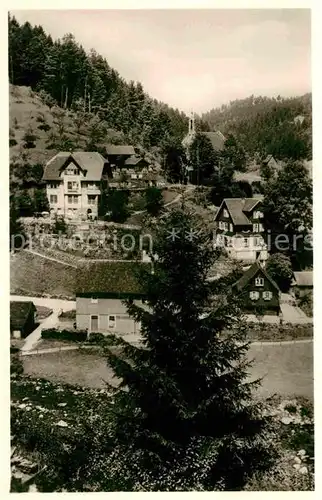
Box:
10;250;76;298
9;84;125;169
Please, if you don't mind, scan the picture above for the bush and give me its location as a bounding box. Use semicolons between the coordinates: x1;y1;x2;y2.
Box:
41;328;87;342
87;332;105;344
11;354;24;376
38;123;51;132
10;138;18;147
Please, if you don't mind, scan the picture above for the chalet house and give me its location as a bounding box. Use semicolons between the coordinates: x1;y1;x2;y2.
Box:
262;154;279;170
233;262;280;315
292;271;313;298
108;154;165;189
105;145;136;168
76;260;151;335
10;301;37;339
42;152;109;219
214;198;268;264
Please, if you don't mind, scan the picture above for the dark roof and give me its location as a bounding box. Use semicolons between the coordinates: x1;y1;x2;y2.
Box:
42;152;108;181
76;261;152;296
216;198;261;226
202;131;226;151
233;262;280;292
105;145;135;156
10;301;36;330
293;271;313;287
124;155;149;167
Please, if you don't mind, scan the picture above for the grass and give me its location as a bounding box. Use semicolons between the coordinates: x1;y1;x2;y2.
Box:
22;349;119;389
11;372;314;492
10;250;75;298
21;339;313;401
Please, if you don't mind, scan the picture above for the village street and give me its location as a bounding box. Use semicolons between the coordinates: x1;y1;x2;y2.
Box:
10;295;76;352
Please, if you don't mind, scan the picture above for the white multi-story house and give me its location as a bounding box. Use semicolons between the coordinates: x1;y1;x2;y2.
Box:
213;198;268;264
42;152;109;219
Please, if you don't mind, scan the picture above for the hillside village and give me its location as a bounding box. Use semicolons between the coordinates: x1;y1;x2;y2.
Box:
9;13;313;494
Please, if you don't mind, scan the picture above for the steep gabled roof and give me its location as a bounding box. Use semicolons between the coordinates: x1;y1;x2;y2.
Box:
233;262;280;292
10;301;36;330
124;155;149;167
76;261;152;297
215;198;261;226
42;152;108;181
202;131;226;152
105;145;135;156
293;271;313;287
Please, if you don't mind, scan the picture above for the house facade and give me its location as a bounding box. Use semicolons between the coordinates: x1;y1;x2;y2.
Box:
42;152;109;219
10;301;37;339
214;198;268;264
233;262;280;315
76;260;151;337
292;271;313;298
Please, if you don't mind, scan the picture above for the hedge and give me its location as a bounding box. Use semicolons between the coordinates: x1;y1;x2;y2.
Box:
41;328;87;342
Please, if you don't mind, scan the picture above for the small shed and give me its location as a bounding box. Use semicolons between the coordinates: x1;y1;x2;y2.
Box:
292;271;313;297
10;301;37;339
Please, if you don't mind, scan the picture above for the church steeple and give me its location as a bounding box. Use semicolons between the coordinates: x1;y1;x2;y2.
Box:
188;109;195;135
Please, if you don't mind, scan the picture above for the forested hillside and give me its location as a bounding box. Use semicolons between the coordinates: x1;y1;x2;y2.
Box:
8;15;189;149
201;94;312;161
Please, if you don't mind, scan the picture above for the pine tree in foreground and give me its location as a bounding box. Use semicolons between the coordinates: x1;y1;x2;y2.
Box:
104;208;275;491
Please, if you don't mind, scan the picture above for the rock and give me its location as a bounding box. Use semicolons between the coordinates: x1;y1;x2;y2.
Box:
299;466;308;474
298;449;307;457
58;403;67;407
18;403;27;409
281;416;293;425
56;420;68;427
294;456;301;464
293;464;301;470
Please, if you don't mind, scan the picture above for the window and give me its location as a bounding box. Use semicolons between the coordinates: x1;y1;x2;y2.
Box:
88;195;96;205
138;173;143;179
67;181;78;191
244;238;249;247
50;194;57;204
48;183;57;189
67;195;78;204
65;167;79;175
250;291;259;301
255;277;264;287
253;210;264;219
131;173;137;179
229;223;233;232
253;223;259;233
219;221;228;231
108;315;116;329
91;297;98;304
259;223;264;232
223;209;229;218
263;291;272;300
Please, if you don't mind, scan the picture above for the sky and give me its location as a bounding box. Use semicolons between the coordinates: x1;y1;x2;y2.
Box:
11;9;311;113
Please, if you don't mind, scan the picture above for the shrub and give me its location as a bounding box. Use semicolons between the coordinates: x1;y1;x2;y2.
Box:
11;353;24;376
87;332;105;344
41;328;87;342
38;123;51;132
10;138;18;147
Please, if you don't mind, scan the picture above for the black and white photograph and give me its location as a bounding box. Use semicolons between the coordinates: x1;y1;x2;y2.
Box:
8;6;314;492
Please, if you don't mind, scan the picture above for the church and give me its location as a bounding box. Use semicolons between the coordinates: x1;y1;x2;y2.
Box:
181;111;226;182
